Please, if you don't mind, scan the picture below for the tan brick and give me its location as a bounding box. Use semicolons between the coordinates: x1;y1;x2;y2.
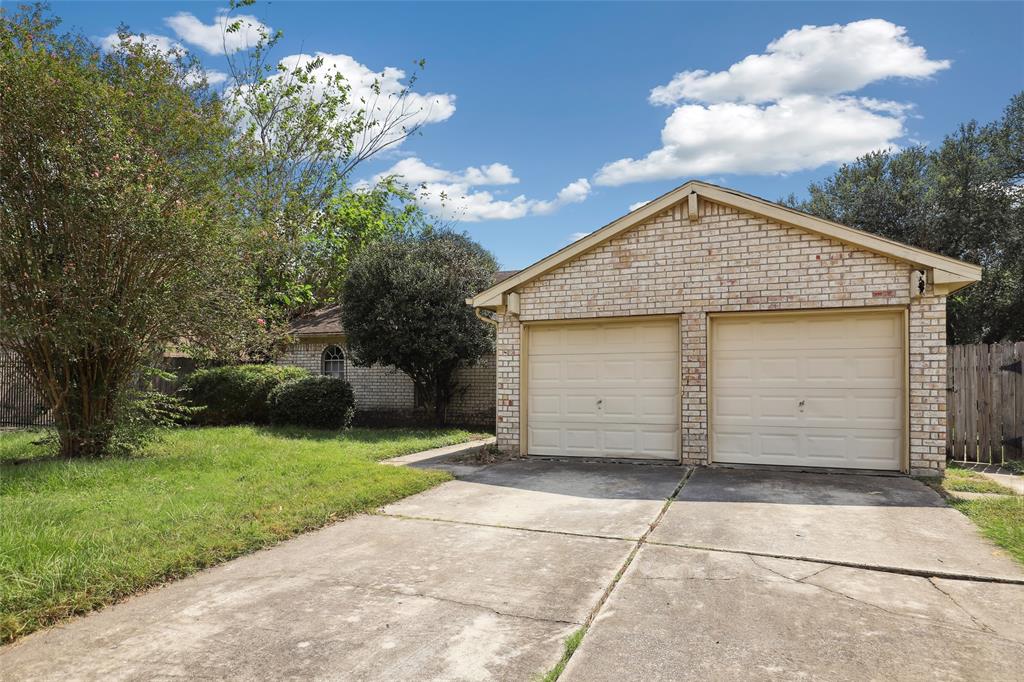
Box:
494;197;947;473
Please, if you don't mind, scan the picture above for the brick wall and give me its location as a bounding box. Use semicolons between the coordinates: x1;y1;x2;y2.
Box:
276;336;495;428
495;197;947;474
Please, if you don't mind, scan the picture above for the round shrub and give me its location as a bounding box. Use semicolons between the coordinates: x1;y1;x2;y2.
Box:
182;365;309;425
268;376;356;429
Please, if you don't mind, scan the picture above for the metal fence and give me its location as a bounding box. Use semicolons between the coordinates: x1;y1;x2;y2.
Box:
0;355;53;427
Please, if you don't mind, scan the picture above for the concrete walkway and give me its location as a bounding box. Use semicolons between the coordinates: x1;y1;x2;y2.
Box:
3;460;1024;680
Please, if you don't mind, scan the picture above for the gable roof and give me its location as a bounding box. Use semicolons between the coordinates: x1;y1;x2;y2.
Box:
493;269;520;284
468;180;983;309
291;270;526;337
290;304;345;337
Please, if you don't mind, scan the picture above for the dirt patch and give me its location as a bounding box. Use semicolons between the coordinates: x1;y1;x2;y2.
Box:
449;444;524;465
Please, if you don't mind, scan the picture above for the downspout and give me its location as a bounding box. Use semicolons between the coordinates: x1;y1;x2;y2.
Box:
474;307;499;327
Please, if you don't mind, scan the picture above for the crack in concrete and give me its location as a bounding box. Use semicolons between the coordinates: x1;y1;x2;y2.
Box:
323;576;582;628
379;512;640;543
927;578;997;635
747;555;826;584
378;470;1024;672
646;540;1024;586
745;556;1024;645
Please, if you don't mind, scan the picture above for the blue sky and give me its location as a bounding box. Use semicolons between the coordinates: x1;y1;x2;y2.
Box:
52;1;1024;269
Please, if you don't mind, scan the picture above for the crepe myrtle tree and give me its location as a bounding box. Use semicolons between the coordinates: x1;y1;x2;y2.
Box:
0;6;257;457
340;230;497;425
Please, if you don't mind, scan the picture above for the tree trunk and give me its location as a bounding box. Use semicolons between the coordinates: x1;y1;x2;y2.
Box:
432;381;448;426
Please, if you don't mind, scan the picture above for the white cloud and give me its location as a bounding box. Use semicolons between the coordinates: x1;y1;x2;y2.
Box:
378;157;517;187
372;157;590;222
649;19;949;106
628;200;651;211
597;95;906;185
533;178;592;216
164;10;269;55
568;231;592;242
100;32;183;54
203;70;229;86
597;19;948;185
268;52;456;141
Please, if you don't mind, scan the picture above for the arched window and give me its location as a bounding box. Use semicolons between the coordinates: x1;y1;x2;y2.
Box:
321;345;345;379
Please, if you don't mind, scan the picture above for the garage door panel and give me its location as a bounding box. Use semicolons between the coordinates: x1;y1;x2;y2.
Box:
531;394;561;418
564;360;599;382
529;359;562;383
715;427;902;468
602;395;637;418
714;349;902;389
565;429;598;452
532;353;677;387
640;357;680;383
714;389;902;431
640;393;679;418
855;354;902;381
564;394;599;417
529;428;562;450
711;311;904;471
528;319;680;460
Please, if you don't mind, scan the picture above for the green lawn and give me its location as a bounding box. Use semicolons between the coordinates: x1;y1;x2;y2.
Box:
940;464;1024;567
0;425;483;642
942;465;1017;495
949;496;1024;566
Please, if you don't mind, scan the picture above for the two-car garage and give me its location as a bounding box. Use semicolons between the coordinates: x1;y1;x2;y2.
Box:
472;182;980;475
526;310;905;471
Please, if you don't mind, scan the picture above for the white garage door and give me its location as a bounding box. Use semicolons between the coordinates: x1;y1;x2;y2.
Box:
711;311;904;471
527;318;679;460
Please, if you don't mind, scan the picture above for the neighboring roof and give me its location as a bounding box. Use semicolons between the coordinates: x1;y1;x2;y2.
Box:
292;271;522;336
469;180;983;308
494;269;520;284
290;304;344;337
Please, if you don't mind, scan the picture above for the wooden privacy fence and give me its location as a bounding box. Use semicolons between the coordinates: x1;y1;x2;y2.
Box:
947;342;1024;464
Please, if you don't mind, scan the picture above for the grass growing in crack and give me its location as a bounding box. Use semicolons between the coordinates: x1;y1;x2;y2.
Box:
943;465;1016;495
541;627;586;682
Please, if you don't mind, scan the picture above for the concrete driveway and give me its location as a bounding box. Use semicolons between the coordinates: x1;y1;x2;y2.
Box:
563;467;1024;681
2;462;1024;681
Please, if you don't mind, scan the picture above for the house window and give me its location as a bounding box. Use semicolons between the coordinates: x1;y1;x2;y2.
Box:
321;345;345;379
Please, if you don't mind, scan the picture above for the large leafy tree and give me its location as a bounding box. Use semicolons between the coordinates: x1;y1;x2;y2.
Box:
0;6;255;456
223;0;436;329
341;231;497;424
786;93;1024;343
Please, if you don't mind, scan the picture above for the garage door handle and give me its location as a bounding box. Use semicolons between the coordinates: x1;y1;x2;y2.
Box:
798;400;805;410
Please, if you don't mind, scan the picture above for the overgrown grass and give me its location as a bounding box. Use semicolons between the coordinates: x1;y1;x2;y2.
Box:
540;627;586;682
943;465;1017;495
949;495;1024;566
0;425;483;642
0;429;51;464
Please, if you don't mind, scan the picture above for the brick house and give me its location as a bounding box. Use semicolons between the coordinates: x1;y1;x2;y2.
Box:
277;271;519;428
468;181;982;475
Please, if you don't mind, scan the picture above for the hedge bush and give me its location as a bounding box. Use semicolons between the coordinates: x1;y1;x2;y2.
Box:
182;365;309;425
268;376;356;429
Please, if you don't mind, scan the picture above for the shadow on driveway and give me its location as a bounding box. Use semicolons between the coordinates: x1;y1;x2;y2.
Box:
650;467;1024;580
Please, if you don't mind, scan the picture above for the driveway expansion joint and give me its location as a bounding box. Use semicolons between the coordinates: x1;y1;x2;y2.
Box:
550;467;694;679
645;540;1024;585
